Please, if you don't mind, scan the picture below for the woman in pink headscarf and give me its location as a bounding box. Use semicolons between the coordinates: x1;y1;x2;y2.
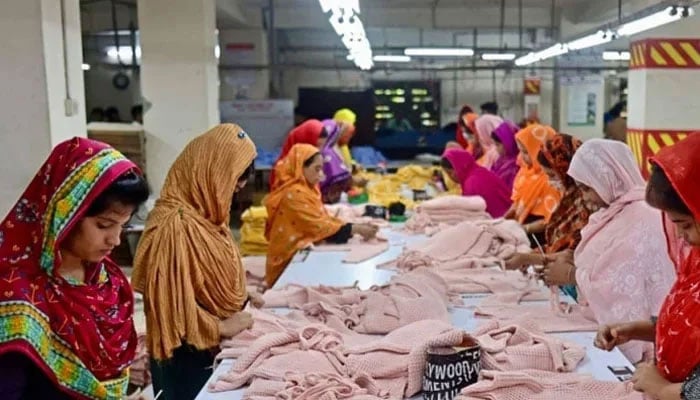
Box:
490;120;520;189
473;114;504;169
543;139;676;363
441;148;512;218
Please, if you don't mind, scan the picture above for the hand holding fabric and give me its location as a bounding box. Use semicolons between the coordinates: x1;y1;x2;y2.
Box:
219;312;254;338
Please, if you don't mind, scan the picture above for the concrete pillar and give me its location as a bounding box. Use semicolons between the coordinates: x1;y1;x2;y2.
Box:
626;13;700;178
0;0;86;215
138;0;219;195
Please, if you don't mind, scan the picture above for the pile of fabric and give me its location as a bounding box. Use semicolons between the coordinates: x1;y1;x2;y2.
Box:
404;195;491;234
210;319;470;398
240;206;269;255
325;204;391;228
456;370;641;400
384;219;530;272
243;256;267;293
363;165;446;208
261;268;450;334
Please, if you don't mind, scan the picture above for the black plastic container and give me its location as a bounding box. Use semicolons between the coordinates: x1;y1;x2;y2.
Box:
422;336;481;400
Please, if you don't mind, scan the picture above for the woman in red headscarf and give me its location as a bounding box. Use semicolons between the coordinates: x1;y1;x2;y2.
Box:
269;119;327;190
0;137;150;399
594;133;700;399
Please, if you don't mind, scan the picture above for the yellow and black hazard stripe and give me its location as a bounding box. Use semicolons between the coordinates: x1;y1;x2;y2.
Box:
627;129;694;178
630;39;700;69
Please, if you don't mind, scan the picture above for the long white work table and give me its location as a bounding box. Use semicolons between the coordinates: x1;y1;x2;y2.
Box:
195;227;633;400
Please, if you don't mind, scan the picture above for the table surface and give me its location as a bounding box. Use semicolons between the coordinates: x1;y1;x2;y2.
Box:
195;227;634;400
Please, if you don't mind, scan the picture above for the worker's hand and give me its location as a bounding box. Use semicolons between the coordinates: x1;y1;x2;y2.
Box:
219;311;253;338
594;322;636;351
504;253;539;270
353;223;378;241
248;291;265;309
541;261;575;286
352;176;368;188
543;249;574;265
631;362;670;397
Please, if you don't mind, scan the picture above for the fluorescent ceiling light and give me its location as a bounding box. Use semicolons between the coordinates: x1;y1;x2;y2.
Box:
106;46;141;63
215;44;220;59
373;55;411;62
617;6;692;36
567;30;614;50
404;47;474;57
82;63;91;70
319;0;372;70
603;51;631;61
514;52;539;66
538;43;568;59
481;53;516;61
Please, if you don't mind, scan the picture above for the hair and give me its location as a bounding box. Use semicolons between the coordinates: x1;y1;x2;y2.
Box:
131;105;143;118
241;161;255;181
86;171;150;216
646;163;691;215
537;150;552;169
607;101;627;119
480;101;499;115
319;126;329;138
491;132;502;144
303;152;321;167
440;157;453;170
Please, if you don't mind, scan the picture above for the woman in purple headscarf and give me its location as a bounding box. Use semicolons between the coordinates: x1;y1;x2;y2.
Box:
320;119;352;203
490;120;520;189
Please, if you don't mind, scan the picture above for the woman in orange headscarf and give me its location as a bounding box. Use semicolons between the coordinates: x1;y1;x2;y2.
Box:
132;124;261;400
451;106;481;156
264;144;377;287
504;124;562;246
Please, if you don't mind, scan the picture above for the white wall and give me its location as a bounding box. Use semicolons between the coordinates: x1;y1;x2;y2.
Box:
218;28;270;100
0;0;86;215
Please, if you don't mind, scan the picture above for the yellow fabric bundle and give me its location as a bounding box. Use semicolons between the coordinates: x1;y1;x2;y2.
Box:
240;206;269;255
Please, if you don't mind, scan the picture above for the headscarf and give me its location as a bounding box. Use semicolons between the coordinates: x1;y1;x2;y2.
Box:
265;144;345;286
0;137;139;398
490;120;520;189
539;134;589;253
653;133;700;383
443;149;512;218
334;109;357;166
511;124;561;224
569;139;676;363
320;119;352;202
455;105;477;150
474;114;504;168
131;124;257;361
269;119;325;189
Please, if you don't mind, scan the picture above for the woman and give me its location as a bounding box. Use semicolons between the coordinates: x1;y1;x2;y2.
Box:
131;124;260;400
543;139;676;363
594;134;700;399
269;119;327;189
320;119;352;203
441;148;512;218
454;105;480;156
265;144;378;287
333;108;357;168
504;134;589;299
505;124;561;243
473;114;504;169
0;137;149;399
490;120;520;189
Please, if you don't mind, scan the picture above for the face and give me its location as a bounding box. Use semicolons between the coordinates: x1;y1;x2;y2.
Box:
576;181;606;211
542;166;564;192
666;209;700;246
61;202;135;263
235;176;248;193
303;154;325;186
443;166;458;183
516;140;532;167
494;141;505;156
317;127;328;148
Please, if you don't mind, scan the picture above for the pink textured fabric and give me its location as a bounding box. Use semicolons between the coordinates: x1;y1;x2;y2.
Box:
387;219;530;271
313;236;390;263
274;372;390;400
210;319;468;398
457;370;643;400
568;139;676;362
443;268;548;301
261;268;450;334
244;256;267;292
404;195;490;234
474;299;598;333
474;320;585;372
325;204;391;228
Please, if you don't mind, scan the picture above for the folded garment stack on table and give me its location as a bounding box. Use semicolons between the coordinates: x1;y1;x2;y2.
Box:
404;195;492;234
361;165;460;208
240;206;269;255
261;268;450;334
243;255;266;293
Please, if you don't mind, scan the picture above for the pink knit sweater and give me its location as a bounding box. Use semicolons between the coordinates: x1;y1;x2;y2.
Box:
457;370;642;400
313;236;390;263
261;268;450;334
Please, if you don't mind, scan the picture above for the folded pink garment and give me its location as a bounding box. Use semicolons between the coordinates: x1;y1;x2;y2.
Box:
261;268;450;334
314;236;390;263
404;195;490;234
244;256;267;293
325;204;391;228
274;372;390;400
441;268;549;300
474;320;585;372
474;300;599;333
457;369;643;400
